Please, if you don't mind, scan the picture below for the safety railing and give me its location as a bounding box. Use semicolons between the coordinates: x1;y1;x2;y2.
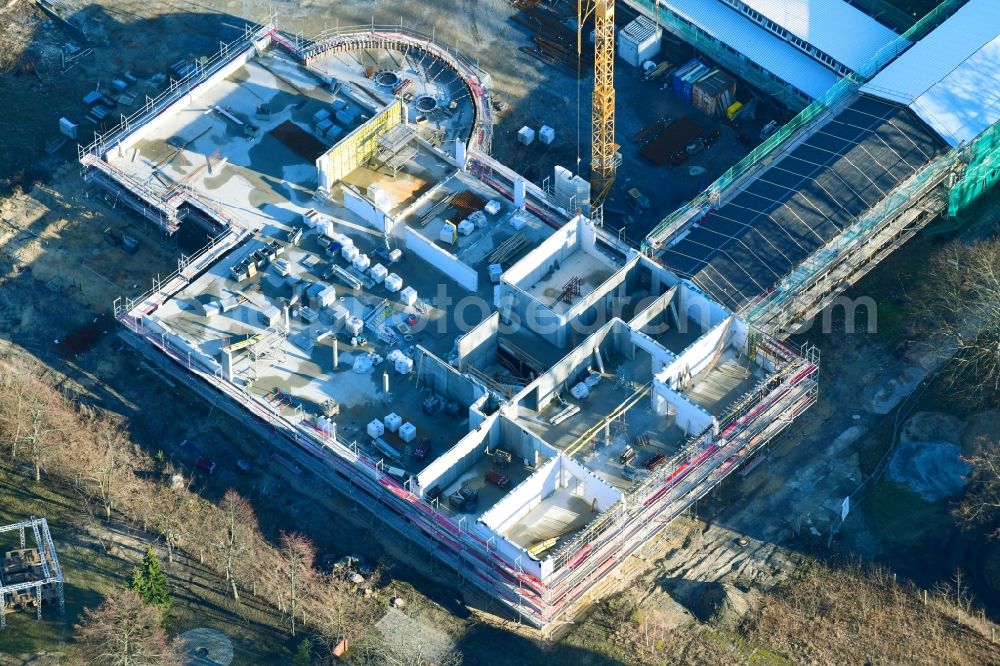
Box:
645;0;966;246
293;23;495;153
743;148;957;327
78;21;274;160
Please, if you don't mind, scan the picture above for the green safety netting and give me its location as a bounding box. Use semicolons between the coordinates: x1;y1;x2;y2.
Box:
948;121;1000;218
642;0;965;242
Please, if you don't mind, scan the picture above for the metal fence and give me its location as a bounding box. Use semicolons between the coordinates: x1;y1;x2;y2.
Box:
78;21;274;161
743;147;958;327
645;0;965;245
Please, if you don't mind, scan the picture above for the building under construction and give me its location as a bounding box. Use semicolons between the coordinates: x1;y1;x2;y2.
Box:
78;0;998;630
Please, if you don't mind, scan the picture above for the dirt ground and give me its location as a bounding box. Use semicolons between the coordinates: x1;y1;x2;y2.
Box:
0;0;997;663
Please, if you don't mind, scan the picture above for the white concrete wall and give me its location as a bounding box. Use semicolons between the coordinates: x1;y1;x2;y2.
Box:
651;381;714;436
501;215;581;288
730;316;750;353
415;346;485;407
495;283;564;347
629;328;675;375
479;454;621;542
403;227;478;291
563;254;637;331
456;312;500;371
559;454;622;510
344;187;391;233
678;283;729;331
658;316;735;389
498;416;557;465
414;415;495;495
628;286;678;330
472;522;544;579
480;455;562;534
522;321;616;412
142;315;221;375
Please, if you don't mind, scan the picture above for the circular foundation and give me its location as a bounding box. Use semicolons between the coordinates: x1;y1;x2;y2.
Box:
374;70;400;88
415;95;438;113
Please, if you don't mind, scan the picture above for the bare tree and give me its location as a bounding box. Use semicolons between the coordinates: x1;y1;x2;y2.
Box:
211;490;259;601
954;434;1000;539
85;415;136;520
349;632;464;666
913;237;1000;407
279;532;316;637
23;405;57;482
0;357;384;644
74;587;182;666
0;367;28;460
141;482;195;565
311;574;381;653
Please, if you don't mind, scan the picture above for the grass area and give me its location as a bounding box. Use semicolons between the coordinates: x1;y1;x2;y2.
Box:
0;463;118;657
864;480;952;549
0;459;294;663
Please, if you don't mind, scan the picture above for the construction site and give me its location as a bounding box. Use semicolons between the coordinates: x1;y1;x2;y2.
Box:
69;0;999;631
0;517;64;630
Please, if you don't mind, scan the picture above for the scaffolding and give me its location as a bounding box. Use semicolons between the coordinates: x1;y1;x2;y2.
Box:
949;120;1000;218
91;15;827;633
296;23;495;154
117;244;818;629
644;0;966;246
318;99;406;185
0;518;64;630
744;143;959;335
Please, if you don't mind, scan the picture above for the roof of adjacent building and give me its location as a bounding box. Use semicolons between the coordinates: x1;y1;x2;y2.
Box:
861;0;1000;147
660;96;945;310
661;0;839;99
738;0;902;71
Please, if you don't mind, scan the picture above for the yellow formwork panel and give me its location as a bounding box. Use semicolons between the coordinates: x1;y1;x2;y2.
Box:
318;98;405;185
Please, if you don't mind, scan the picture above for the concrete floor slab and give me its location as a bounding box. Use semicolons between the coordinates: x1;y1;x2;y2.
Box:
520;248;616;316
503;490;595;550
683;350;764;415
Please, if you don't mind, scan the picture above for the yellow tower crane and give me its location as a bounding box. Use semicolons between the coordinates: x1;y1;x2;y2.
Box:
579;0;617;206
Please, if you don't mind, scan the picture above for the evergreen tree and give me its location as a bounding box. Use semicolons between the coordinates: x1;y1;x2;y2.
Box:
293;637;313;665
130;547;172;615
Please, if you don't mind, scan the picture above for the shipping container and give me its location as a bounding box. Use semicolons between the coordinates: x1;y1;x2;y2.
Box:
671;59;701;98
671;59;712;104
692;70;737;118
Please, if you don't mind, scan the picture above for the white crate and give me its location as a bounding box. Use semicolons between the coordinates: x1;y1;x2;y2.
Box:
352;254;371;272
395;355;413;375
399;422;417;443
367;419;385;439
384;412;402;432
369;263;388;283
385;273;403;293
457;219;475;236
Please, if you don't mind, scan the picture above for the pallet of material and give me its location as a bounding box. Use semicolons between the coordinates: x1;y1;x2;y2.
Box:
518;47;583;78
450;190;487;212
632;117;669;145
639;117;704;166
692;70;737;118
644;61;675;81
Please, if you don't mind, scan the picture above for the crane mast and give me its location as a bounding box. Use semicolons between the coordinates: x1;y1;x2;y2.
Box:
580;0;617;206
